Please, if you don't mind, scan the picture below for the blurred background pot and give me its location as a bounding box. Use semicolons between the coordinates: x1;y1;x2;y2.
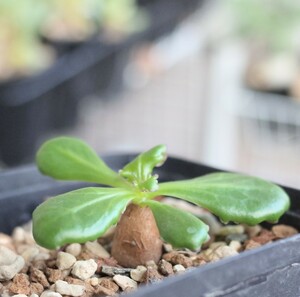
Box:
0;0;205;167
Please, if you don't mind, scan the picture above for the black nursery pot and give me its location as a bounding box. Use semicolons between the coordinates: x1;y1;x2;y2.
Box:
0;41;130;166
1;156;299;297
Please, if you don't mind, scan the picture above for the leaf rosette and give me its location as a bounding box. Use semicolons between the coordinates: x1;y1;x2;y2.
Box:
33;137;290;250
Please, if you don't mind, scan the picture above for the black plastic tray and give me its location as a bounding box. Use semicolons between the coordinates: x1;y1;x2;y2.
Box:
0;155;300;296
0;40;130;166
0;0;205;167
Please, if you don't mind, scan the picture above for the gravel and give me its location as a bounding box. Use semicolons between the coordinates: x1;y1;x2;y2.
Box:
0;200;298;297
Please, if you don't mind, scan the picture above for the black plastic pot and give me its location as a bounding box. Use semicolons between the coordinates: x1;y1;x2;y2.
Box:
0;155;300;296
138;0;203;40
41;36;84;58
0;40;131;166
238;89;300;146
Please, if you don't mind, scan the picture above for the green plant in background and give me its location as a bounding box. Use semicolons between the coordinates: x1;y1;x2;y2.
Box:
0;0;147;80
33;137;290;267
41;0;99;41
0;0;53;80
227;0;300;52
42;0;147;41
97;0;148;36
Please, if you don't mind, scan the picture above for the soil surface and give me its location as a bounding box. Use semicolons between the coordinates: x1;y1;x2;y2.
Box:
0;199;298;297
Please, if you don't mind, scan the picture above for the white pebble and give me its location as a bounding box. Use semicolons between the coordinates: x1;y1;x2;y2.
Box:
84;241;110;258
207;246;238;262
209;241;226;250
215;246;238;258
113;275;137;291
146;260;157;269
0;246;17;265
41;291;62;297
65;243;82;257
21;246;39;263
0;233;13;248
12;227;26;243
71;259;97;280
55;280;85;297
88;277;99;286
33;252;50;261
173;264;186;273
12;295;28;297
130;265;147;282
30;294;39;297
0;246;25;281
1;292;11;297
163;243;173;253
56;252;76;270
229;240;242;252
15;244;28;254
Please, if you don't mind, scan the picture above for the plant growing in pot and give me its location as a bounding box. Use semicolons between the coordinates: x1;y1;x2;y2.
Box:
33;136;290;272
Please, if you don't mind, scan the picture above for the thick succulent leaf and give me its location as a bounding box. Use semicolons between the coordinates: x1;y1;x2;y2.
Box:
151;173;290;225
143;200;209;250
36;137;127;187
120;145;166;191
32;187;133;249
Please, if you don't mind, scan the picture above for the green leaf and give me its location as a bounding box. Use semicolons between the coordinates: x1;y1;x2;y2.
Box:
120;145;167;191
36;137;127;187
151;173;290;225
32;187;133;249
143;200;209;250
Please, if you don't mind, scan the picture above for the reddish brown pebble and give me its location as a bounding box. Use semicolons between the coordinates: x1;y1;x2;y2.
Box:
95;284;117;296
64;276;85;286
252;229;275;245
192;255;207;267
78;250;95;261
30;267;49;288
162;252;178;262
272;225;298;239
244;240;262;251
32;260;47;271
158;260;174;276
45;259;57;268
83;280;96;296
96;257;119;273
170;254;193;268
45;268;63;283
99;277;119;293
9;273;31;295
30;282;44;295
142;267;164;284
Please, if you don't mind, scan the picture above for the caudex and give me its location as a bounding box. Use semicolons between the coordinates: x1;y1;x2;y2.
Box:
33;137;290;268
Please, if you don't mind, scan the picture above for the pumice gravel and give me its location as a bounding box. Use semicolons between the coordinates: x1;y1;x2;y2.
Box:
0;199;298;297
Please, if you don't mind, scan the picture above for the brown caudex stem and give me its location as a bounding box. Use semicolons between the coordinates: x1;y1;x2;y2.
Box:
111;203;163;268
